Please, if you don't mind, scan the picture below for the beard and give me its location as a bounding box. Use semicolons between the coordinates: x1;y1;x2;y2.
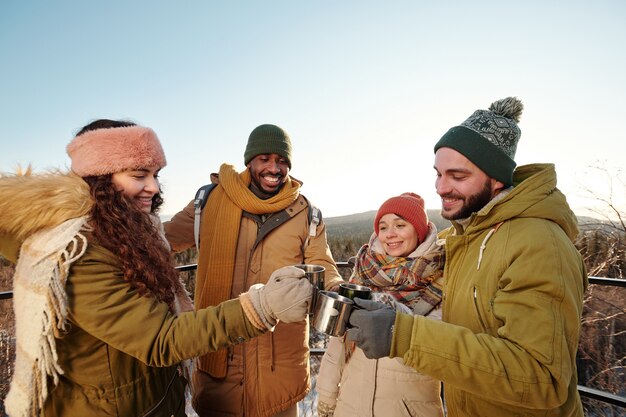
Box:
249;167;285;199
441;179;494;221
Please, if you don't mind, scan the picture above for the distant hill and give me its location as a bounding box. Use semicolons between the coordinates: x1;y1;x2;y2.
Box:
577;215;620;232
324;209;450;240
160;210;609;238
323;210;609;239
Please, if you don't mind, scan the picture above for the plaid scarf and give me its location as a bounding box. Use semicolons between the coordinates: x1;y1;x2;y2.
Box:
350;231;444;314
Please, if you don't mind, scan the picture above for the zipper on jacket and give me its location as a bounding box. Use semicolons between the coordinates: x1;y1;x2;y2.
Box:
270;331;275;371
242;344;249;417
472;286;489;333
242;207;304;416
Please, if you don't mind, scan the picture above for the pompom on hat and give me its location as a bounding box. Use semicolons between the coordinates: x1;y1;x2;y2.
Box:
244;124;292;168
67;125;166;177
374;192;429;245
434;97;523;186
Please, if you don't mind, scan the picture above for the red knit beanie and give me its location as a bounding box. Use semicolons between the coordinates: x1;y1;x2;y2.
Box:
374;192;429;245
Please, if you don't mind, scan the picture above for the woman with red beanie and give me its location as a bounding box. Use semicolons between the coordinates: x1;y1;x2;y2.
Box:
316;192;445;417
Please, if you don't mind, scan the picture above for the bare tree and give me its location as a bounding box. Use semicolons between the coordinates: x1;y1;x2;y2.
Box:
573;166;626;416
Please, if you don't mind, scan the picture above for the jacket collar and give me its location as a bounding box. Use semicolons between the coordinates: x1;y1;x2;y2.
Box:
0;171;92;241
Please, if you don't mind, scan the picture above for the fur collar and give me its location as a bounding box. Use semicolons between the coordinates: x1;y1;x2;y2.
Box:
0;170;93;242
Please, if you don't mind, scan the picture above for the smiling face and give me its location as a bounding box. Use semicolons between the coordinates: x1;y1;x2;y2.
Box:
377;213;420;257
434;147;504;220
111;166;161;213
247;153;290;196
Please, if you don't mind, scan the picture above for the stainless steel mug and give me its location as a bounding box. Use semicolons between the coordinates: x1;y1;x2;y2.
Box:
312;290;355;337
293;264;325;314
338;283;372;301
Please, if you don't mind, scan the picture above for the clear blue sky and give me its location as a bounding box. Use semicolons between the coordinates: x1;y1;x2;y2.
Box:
1;1;625;218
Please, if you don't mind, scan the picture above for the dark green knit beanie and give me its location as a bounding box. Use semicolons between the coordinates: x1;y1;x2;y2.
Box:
434;97;523;186
244;124;292;168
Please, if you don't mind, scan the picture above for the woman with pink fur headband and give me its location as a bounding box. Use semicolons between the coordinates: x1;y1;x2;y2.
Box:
0;119;313;417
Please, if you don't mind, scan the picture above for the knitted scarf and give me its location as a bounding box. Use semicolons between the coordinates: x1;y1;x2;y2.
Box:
350;231;444;315
195;163;301;378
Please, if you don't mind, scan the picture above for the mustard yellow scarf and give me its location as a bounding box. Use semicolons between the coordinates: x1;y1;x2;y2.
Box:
196;163;300;377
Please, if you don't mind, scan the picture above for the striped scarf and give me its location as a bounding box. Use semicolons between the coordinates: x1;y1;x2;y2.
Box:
195;163;301;378
350;230;444;315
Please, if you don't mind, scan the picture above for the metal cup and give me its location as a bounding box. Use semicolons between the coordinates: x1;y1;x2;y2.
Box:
338;283;372;301
312;290;355;337
293;264;325;314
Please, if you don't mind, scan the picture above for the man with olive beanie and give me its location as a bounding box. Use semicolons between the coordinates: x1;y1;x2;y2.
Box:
346;98;587;416
244;124;293;168
165;124;342;417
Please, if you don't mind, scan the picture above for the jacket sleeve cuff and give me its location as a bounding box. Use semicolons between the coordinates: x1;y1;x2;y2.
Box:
390;312;414;358
238;293;268;331
225;298;266;340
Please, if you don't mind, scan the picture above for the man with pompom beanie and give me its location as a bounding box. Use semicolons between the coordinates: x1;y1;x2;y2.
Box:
346;97;587;416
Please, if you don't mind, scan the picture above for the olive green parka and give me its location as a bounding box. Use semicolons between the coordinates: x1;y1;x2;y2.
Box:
0;171;263;417
391;164;588;417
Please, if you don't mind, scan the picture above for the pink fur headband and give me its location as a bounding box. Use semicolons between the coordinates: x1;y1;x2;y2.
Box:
66;126;167;176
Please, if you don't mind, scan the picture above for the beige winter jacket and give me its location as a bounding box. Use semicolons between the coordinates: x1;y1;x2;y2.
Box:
165;187;343;417
317;335;443;417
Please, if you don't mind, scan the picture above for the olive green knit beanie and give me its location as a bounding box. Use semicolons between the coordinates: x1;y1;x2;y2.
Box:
244;124;292;168
434;97;523;186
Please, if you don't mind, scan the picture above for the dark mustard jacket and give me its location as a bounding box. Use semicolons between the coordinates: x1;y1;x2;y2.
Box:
391;164;587;417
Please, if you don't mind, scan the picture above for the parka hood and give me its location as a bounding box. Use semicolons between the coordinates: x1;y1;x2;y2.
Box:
0;170;93;242
461;163;579;242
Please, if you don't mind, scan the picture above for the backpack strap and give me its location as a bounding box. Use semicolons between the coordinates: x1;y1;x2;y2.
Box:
193;184;216;248
303;200;322;250
308;205;321;238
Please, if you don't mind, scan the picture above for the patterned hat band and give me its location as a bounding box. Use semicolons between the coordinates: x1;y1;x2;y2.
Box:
434;97;523;186
435;126;516;186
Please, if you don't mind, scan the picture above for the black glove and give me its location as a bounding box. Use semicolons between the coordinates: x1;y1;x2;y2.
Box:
346;298;395;359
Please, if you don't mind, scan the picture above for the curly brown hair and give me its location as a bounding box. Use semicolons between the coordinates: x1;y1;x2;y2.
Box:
83;174;180;309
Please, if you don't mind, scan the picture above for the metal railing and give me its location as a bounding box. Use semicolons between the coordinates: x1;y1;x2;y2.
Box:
1;261;624;408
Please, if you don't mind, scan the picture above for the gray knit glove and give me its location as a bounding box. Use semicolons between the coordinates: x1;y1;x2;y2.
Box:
240;266;311;330
317;400;336;417
346;298;395;359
